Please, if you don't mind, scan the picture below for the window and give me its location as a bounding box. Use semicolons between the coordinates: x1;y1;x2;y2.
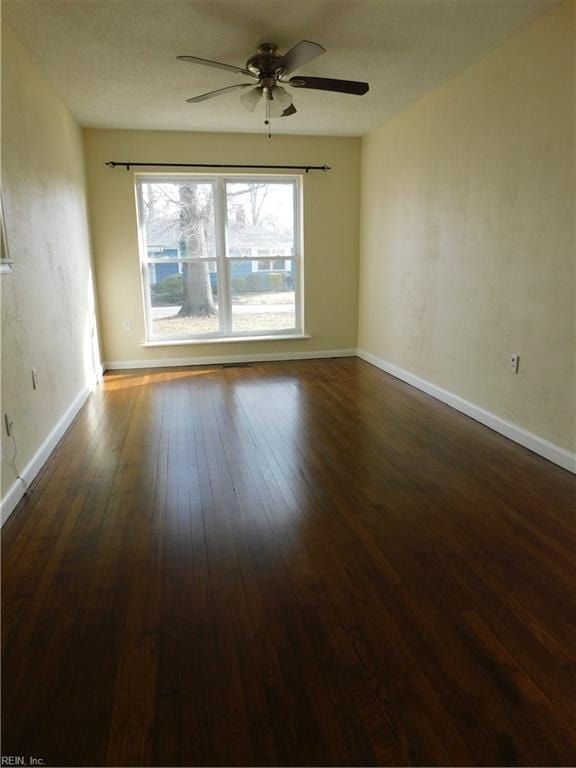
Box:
136;176;301;341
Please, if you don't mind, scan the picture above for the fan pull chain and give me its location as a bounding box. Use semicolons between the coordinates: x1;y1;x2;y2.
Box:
264;93;272;138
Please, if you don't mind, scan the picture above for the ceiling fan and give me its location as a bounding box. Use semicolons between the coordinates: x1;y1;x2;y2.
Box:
177;40;369;129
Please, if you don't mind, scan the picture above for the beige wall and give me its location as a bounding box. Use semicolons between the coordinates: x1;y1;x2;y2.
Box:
83;129;360;364
358;0;575;452
1;24;100;499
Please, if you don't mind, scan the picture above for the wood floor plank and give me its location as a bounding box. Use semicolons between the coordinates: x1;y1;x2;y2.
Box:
2;358;575;766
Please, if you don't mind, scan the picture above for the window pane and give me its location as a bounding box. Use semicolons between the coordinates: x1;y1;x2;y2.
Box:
141;180;216;259
149;261;220;337
226;182;294;259
229;259;296;333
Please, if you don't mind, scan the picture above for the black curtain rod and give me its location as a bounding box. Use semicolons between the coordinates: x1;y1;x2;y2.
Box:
105;161;331;173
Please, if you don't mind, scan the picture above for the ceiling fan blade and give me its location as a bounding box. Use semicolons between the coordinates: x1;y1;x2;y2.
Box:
277;40;326;75
289;76;369;95
186;83;253;103
240;86;263;112
280;103;297;117
177;54;256;78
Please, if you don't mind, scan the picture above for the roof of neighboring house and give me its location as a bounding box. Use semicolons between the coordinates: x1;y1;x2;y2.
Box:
228;222;292;248
146;217;292;250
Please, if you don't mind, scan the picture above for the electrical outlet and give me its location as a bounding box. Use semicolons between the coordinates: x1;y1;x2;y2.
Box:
4;413;14;437
32;368;39;390
509;353;520;374
123;320;133;333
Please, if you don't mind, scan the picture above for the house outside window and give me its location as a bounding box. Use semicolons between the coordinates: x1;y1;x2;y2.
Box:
136;176;302;341
252;258;292;272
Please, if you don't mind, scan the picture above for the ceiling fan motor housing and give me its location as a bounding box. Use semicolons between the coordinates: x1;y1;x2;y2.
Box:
246;43;285;82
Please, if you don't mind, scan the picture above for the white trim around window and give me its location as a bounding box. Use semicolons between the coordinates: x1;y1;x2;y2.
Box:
135;174;304;343
0;191;13;275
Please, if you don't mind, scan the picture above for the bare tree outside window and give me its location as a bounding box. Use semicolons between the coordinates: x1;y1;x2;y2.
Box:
178;184;216;317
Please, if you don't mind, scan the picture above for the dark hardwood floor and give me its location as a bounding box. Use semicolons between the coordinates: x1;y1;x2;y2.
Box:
2;358;576;767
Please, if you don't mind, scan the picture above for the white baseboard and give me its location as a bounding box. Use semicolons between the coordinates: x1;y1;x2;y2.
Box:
1;385;92;526
103;348;357;371
356;348;576;474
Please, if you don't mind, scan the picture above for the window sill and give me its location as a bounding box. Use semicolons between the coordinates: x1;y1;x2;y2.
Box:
141;334;311;348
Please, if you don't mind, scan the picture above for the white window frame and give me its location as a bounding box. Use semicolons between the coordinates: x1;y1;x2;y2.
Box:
135;174;303;343
0;191;13;275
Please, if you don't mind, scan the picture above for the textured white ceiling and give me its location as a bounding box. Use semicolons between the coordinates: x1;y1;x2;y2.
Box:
3;0;558;136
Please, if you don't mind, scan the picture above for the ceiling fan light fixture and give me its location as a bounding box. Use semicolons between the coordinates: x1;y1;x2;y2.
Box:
273;85;293;109
268;96;287;119
240;86;263;112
